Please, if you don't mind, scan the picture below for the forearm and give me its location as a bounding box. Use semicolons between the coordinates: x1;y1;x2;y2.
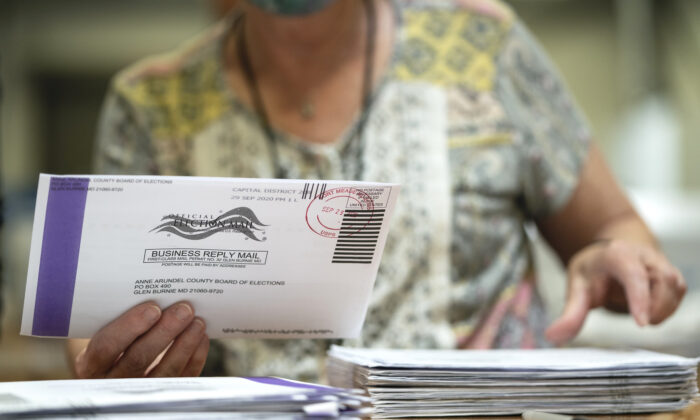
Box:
592;210;657;248
537;145;655;263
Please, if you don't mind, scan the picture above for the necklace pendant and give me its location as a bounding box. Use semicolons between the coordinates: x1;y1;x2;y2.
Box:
300;101;315;120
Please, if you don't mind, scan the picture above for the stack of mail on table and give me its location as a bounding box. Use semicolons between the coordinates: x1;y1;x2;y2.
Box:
0;376;371;418
327;346;699;418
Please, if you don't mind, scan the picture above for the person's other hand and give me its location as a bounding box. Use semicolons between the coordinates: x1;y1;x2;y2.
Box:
73;301;209;378
545;240;686;345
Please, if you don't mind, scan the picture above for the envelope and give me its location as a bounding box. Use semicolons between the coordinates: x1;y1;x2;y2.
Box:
21;174;399;338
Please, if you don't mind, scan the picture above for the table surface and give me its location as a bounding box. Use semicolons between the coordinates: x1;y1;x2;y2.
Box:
393;408;696;420
401;415;658;420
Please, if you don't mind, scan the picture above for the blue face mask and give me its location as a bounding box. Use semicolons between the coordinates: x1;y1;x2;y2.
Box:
246;0;337;16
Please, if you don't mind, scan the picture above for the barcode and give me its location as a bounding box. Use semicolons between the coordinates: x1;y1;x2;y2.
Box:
332;209;385;264
301;183;327;200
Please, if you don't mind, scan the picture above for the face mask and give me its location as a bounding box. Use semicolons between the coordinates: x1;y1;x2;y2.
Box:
246;0;337;16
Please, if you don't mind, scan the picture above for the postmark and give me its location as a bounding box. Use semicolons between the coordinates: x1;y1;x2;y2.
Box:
305;187;375;238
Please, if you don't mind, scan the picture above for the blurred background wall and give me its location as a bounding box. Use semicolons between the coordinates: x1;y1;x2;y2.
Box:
1;0;699;381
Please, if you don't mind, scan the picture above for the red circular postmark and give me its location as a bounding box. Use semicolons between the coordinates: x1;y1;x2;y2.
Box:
306;187;375;238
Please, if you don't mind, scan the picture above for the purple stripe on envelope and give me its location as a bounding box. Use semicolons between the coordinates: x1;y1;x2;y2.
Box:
32;177;90;336
246;377;340;393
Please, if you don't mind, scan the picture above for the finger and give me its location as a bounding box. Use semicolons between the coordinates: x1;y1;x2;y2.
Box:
674;267;687;295
648;269;686;325
108;302;195;378
545;274;590;345
145;345;170;376
640;249;687;296
639;249;686;324
76;302;162;379
647;276;679;324
601;247;650;326
148;318;207;377
640;248;677;283
68;338;91;377
181;335;210;377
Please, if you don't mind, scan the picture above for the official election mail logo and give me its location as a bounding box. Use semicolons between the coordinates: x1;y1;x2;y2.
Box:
150;207;267;241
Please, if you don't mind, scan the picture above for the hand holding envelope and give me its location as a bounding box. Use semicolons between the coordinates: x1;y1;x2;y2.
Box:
24;175;399;378
71;301;210;378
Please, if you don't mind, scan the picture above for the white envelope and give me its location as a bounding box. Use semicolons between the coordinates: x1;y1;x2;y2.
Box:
21;174;399;339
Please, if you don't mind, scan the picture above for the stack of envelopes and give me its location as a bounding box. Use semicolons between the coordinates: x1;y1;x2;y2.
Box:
0;376;371;418
327;346;699;418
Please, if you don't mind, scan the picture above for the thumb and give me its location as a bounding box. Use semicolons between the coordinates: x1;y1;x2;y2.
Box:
545;274;590;345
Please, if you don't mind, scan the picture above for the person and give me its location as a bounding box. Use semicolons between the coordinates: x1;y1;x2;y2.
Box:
67;0;686;381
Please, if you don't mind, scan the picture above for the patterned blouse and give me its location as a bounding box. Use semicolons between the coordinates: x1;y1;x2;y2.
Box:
94;0;590;381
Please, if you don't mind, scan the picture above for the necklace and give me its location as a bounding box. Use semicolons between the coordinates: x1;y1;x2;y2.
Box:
236;0;376;180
